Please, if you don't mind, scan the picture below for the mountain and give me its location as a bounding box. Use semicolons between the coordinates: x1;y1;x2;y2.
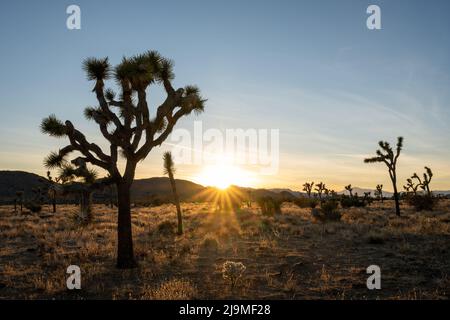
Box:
0;171;205;204
131;177;204;203
2;170;449;204
269;188;304;198
0;171;51;201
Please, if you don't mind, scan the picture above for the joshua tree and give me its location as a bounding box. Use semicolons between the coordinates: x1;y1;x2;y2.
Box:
303;182;314;198
412;167;433;197
404;178;419;196
55;158;100;221
375;184;383;202
345;184;353;197
46;171;61;213
163;151;183;235
41;50;205;268
16;191;24;212
364;137;403;216
315;182;326;201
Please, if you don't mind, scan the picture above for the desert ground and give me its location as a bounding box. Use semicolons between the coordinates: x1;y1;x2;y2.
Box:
1;200;449;300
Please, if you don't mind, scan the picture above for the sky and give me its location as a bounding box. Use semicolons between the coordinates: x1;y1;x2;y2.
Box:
0;0;450;192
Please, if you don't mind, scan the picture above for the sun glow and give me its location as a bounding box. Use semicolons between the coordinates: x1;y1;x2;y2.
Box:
196;161;254;189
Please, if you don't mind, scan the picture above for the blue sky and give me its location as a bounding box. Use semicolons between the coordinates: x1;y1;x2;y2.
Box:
1;0;450;191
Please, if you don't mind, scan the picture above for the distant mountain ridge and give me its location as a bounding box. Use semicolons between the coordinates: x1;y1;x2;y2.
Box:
1;170;449;204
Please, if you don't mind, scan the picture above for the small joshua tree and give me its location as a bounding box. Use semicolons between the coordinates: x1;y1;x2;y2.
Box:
374;184;383;202
46;171;61;213
315;182;326;201
303;182;314;198
404;178;419;196
41;50;205;268
412;167;433;196
364;137;403;216
163;151;183;235
54;158;101;222
345;184;353;197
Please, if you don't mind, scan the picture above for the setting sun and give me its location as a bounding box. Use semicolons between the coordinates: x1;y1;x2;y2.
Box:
196;162;254;189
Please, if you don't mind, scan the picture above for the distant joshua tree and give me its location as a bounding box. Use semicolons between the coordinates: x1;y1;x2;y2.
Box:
163;151;183;235
365;137;403;216
46;171;61;213
375;184;383;202
303;182;314;198
315;182;326;201
41;51;205;268
345;184;353;197
55;158;100;221
404;178;419;196
412;166;433;197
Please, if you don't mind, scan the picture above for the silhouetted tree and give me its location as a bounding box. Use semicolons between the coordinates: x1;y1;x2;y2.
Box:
365;137;403;216
163;151;183;235
345;184;353;197
412;166;433;196
55;158;100;221
315;182;326;201
41;50;205;268
404;178;419;196
375;184;383;202
303;182;314;198
46;171;61;213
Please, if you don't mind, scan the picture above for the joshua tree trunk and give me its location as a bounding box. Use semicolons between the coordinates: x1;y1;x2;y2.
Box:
116;181;136;268
14;199;17;212
391;174;400;216
169;172;183;235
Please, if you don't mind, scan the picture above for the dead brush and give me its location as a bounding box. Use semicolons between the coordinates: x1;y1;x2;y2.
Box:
222;261;246;290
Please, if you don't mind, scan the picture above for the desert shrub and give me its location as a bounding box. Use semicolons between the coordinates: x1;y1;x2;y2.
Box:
340;196;366;208
24;202;42;213
144;278;197;300
257;196;281;216
407;195;437;211
320;200;341;221
222;261;246;289
294;197;318;209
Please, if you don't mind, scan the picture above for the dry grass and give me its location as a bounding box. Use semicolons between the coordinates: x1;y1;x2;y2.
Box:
0;200;449;299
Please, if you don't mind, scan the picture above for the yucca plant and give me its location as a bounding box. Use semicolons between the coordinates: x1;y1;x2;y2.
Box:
345;184;353;197
375;184;383;202
302;182;314;198
365;137;403;216
52;158;102;222
163;151;183;235
46;171;61;213
314;182;326;201
412;167;433;197
404;178;419;196
41;50;205;268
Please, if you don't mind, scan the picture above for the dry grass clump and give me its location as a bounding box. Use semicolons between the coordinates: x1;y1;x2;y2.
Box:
141;278;197;300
